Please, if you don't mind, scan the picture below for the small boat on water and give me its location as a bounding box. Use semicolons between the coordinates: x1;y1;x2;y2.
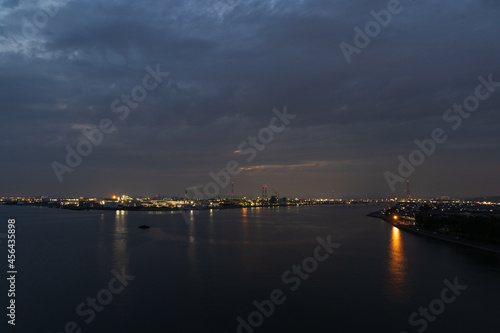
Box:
138;224;150;229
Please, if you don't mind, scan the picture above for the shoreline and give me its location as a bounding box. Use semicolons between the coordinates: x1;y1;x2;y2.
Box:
367;210;500;255
1;201;371;211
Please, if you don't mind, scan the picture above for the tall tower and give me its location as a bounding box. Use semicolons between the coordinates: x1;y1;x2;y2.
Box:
184;189;188;204
406;179;411;200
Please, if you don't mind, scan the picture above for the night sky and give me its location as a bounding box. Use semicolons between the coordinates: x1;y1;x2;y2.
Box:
1;0;499;198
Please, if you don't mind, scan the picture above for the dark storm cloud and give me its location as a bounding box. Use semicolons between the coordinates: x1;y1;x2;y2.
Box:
0;0;499;197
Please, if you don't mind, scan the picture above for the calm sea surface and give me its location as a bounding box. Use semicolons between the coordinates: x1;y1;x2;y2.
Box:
0;204;499;333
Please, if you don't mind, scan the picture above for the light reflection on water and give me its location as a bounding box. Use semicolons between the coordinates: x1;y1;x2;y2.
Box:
387;226;407;299
146;210;176;215
112;210;129;269
188;210;195;243
209;209;215;244
187;210;198;274
242;207;248;244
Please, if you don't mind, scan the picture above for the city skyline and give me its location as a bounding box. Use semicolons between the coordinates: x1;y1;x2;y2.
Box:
1;0;499;198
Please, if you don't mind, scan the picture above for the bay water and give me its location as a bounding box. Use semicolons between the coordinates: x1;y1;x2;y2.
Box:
0;204;498;333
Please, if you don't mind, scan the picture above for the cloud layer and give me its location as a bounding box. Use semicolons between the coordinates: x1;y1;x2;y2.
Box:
1;0;499;198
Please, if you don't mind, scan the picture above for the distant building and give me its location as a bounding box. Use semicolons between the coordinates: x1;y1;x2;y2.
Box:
103;201;118;208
